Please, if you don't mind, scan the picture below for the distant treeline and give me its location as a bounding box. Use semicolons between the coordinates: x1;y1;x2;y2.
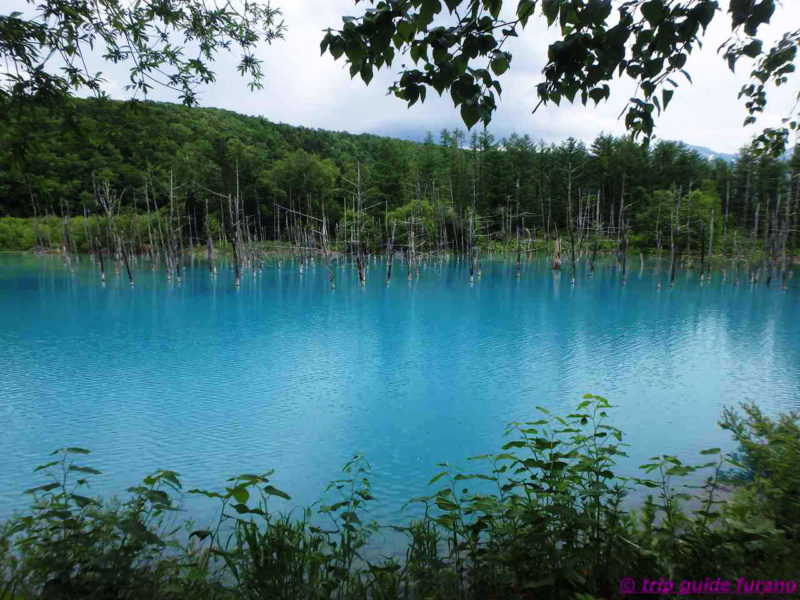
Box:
0;98;798;257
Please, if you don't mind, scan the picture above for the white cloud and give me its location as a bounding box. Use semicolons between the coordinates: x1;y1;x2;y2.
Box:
5;0;800;154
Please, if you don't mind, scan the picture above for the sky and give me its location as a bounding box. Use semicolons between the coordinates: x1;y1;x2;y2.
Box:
5;0;800;154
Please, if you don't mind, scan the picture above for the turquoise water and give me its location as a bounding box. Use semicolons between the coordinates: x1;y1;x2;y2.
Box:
1;253;799;530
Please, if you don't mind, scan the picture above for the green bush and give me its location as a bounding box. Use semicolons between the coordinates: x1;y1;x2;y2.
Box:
1;396;798;599
0;218;37;251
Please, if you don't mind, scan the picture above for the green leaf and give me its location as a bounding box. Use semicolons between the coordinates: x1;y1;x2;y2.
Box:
490;55;509;76
662;88;674;109
70;494;98;508
517;0;536;26
360;64;373;85
435;497;459;511
744;1;774;36
460;101;481;129
428;471;449;485
341;510;361;524
69;465;102;475
329;38;345;60
263;485;291;500
453;473;497;482
397;20;415;42
33;461;61;472
502;441;526;450
524;575;556;589
24;482;60;495
742;40;762;58
419;0;442;25
226;486;249;504
640;0;665;24
188;489;225;499
542;0;560;26
63;447;91;455
157;470;182;488
320;500;350;513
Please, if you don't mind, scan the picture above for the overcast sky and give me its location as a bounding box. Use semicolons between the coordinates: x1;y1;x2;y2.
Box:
7;0;800;154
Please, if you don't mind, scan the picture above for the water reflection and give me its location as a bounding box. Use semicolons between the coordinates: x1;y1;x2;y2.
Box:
0;254;798;529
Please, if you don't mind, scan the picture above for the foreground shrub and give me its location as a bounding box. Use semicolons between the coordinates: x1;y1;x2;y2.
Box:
1;395;799;599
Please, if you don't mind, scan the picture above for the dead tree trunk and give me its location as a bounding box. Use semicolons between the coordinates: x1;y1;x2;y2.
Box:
750;203;760;283
205;197;215;276
707;209;714;281
685;182;692;267
656;230;663;290
552;237;562;270
762;201;770;283
30;188;43;250
616;174;625;267
782;179;792;291
169;172;182;283
144;182;155;265
230;194;241;287
356;249;365;286
669;209;677;288
93;218;105;283
60;201;72;269
81;205;91;260
766;201;777;287
152;182;172;279
567;195;576;283
781;218;789;292
469;178;476;282
96;180;133;286
620;221;628;285
408;218;416;282
699;224;706;280
119;237;134;286
386;222;395;284
515;177;522;279
722;180;730;269
321;206;335;291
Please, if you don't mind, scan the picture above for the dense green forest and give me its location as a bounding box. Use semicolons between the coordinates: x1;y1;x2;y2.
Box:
1;98;798;261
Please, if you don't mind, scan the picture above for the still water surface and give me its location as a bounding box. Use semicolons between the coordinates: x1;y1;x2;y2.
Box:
1;254;798;528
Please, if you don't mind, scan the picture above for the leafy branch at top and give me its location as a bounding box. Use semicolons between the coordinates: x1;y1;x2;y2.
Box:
322;0;796;156
0;0;285;108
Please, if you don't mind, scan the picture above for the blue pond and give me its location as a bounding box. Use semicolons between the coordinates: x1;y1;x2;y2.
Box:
1;253;799;531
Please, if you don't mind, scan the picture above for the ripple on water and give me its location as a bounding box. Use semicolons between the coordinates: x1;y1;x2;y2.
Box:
0;255;799;527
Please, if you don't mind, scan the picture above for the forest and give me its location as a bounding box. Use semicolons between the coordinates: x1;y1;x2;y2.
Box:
2;0;800;596
2;98;798;276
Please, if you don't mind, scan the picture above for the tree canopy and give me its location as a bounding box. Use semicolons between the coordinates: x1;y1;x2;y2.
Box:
0;0;284;107
1;98;797;256
321;0;798;155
